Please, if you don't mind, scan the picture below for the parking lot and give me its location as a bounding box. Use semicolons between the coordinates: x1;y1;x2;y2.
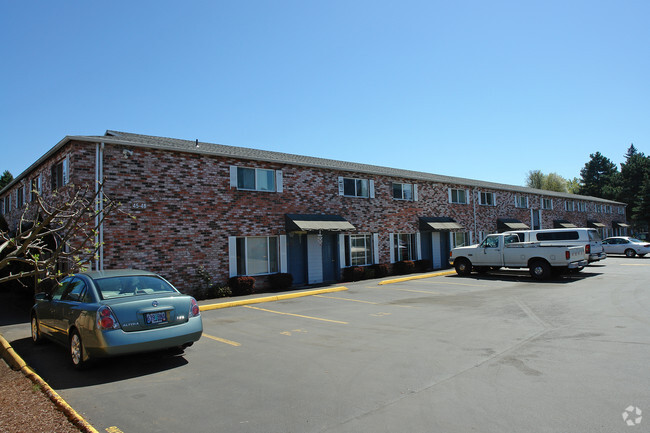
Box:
2;257;649;433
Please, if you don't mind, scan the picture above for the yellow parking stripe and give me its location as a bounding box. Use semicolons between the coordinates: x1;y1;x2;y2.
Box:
314;295;379;305
243;305;348;324
202;333;241;347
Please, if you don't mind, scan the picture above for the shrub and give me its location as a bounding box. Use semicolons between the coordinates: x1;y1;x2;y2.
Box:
208;285;232;299
228;276;256;296
269;273;293;291
342;266;365;282
371;263;390;278
415;259;432;272
394;260;415;275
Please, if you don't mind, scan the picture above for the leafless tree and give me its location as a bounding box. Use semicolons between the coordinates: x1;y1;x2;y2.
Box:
0;182;123;290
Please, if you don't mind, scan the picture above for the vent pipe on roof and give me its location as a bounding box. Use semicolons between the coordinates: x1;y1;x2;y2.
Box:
195;139;199;148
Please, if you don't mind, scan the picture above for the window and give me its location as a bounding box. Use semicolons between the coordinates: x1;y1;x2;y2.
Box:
595;204;603;213
339;177;372;198
235;167;278;192
577;202;586;212
30;176;41;202
3;195;10;214
515;195;528;208
235;236;279;276
564;201;575;211
542;198;553;210
479;191;495;206
393;183;414;201
449;188;468;204
392;233;416;262
605;205;612;214
345;234;374;266
536;231;580;241
618;206;625;215
16;187;25;208
51;158;68;190
452;232;471;248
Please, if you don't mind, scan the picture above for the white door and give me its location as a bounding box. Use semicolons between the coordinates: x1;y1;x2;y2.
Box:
432;232;442;268
307;234;323;284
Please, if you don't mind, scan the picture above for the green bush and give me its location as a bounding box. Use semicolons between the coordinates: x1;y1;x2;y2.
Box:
371;263;390;278
415;259;432;272
269;273;293;291
228;276;256;296
394;260;415;275
342;266;365;282
208;285;232;299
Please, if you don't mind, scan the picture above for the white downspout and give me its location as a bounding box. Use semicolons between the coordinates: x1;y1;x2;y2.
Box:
95;143;105;270
472;189;477;244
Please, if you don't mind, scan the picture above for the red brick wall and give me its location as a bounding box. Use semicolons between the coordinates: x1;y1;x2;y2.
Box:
1;139;627;292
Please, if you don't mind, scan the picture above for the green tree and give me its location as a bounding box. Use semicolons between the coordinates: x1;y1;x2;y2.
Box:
526;170;545;189
0;170;13;190
566;177;581;194
544;173;568;192
619;144;650;229
525;170;568;192
579;152;620;199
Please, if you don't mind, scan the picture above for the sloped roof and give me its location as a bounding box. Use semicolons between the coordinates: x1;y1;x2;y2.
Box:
0;129;626;205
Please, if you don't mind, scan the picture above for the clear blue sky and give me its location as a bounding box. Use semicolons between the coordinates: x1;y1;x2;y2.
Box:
1;1;648;187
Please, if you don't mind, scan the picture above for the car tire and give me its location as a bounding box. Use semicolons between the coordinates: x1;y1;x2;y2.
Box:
69;330;87;370
529;260;551;280
454;258;472;276
31;314;44;345
625;249;636;258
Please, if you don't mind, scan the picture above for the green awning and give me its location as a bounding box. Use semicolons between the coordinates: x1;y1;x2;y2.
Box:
285;214;355;232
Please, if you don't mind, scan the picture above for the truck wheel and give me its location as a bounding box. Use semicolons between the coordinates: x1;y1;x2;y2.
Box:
529;260;551;280
625;249;636;258
454;258;472;276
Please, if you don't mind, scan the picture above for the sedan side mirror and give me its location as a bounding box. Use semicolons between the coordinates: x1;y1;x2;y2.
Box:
34;292;52;301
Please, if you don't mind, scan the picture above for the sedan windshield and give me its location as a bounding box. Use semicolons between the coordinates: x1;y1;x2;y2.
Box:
94;276;178;300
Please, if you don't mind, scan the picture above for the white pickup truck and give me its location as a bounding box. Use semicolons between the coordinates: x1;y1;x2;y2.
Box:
449;233;588;280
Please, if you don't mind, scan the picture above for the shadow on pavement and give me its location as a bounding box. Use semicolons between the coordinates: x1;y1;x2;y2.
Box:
10;337;190;390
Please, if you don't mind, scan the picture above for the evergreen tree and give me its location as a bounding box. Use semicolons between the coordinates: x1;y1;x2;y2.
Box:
619;144;650;228
579;152;620;199
0;170;13;190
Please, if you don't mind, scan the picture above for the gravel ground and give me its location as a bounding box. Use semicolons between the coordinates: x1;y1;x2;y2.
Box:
0;358;81;433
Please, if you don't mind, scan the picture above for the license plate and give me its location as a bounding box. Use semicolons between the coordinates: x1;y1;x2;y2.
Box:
145;311;168;325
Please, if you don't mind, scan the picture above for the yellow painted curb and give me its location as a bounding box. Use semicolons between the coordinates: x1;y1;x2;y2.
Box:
378;270;457;285
0;333;99;433
200;286;349;311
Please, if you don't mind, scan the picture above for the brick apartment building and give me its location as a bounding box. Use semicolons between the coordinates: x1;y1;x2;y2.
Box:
0;130;628;292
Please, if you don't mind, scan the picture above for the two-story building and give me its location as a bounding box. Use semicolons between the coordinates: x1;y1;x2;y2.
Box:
0;130;628;291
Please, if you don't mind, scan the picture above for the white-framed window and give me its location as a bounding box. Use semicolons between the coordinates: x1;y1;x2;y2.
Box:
391;233;417;262
51;157;69;190
393;183;417;201
605;205;612;214
231;166;282;192
234;236;279;276
577;202;586;212
618;206;625;215
479;191;495;206
16;186;25;208
542;198;553;210
595;204;603;213
2;195;10;214
449;188;469;204
344;234;374;266
338;177;374;198
30;176;42;202
564;201;575;212
515;195;528;209
451;231;471;248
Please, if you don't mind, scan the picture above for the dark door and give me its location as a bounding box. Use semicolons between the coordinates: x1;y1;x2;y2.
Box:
287;234;307;286
321;234;338;282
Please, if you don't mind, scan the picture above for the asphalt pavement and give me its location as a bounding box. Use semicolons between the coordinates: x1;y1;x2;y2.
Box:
2;257;649;433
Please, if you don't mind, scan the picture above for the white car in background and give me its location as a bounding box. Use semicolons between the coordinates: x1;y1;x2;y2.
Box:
602;237;650;257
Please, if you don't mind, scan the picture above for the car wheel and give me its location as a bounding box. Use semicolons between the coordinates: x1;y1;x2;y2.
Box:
625;249;636;258
31;314;44;345
529;260;551;280
69;330;87;370
454;258;472;276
